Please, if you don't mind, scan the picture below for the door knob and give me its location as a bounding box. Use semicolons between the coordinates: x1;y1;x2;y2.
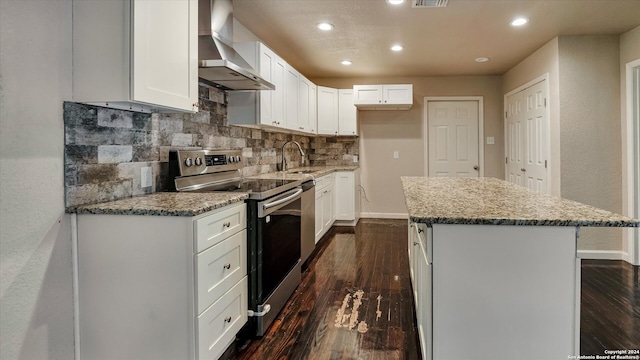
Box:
473;165;479;171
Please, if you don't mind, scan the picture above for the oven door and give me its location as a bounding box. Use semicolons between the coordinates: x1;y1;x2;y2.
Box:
256;187;302;301
247;187;303;336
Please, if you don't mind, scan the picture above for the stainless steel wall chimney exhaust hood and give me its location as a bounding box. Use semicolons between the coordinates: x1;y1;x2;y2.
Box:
198;0;275;91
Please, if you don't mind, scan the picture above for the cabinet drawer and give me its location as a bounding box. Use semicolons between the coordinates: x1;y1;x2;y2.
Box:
196;276;248;360
194;203;246;252
196;229;247;314
315;174;332;190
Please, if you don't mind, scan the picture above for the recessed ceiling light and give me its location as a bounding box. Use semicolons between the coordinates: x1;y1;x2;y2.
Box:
510;17;529;27
387;0;405;5
341;60;353;65
317;22;334;31
391;44;404;52
475;57;490;63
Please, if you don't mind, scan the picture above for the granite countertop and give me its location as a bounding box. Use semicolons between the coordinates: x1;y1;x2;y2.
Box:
401;177;640;227
66;166;358;216
66;192;248;217
248;165;359;181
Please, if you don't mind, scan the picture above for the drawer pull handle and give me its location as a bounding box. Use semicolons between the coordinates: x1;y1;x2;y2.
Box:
224;316;232;323
223;263;231;270
417;228;424;233
222;222;231;228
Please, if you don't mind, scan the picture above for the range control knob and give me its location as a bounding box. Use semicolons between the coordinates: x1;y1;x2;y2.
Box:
235;156;241;163
194;157;202;166
184;157;193;167
228;156;235;163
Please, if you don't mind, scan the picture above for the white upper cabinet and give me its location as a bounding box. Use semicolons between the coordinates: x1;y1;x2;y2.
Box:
353;84;413;110
298;75;317;134
229;41;319;135
285;64;300;131
317;87;339;135
338;89;357;136
73;0;198;113
229;42;286;128
319;87;358;136
310;84;317;134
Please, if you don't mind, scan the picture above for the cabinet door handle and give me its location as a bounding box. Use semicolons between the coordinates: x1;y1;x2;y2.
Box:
413;242;419;246
224;316;232;323
521;168;526;172
223;263;231;270
417;228;424;233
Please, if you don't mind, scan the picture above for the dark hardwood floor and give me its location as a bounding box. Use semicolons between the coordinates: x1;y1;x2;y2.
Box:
227;219;640;359
580;259;640;355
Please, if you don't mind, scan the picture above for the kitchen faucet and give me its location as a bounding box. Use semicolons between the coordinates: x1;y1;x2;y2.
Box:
281;140;305;171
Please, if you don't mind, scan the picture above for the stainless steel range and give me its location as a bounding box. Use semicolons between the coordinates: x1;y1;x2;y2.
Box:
168;149;306;337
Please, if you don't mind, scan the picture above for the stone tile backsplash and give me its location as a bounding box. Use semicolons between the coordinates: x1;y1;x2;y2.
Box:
64;84;358;207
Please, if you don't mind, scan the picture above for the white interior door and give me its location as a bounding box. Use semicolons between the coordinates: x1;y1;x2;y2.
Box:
523;81;548;193
428;101;479;177
505;80;549;193
506;92;525;186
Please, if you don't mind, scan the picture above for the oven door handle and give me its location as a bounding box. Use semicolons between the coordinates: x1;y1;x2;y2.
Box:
262;188;303;210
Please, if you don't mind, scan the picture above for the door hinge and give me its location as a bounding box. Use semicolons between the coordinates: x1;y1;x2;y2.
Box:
545;160;547;168
506;157;508;164
505;111;508;118
544;98;547;107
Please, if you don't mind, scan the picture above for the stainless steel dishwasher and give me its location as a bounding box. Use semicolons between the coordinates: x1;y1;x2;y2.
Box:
301;179;316;265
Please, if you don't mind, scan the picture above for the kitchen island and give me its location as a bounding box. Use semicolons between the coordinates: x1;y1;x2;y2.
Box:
401;177;639;360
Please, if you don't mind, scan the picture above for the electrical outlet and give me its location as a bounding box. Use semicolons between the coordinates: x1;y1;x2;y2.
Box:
486;137;495;145
353;155;359;163
141;166;152;188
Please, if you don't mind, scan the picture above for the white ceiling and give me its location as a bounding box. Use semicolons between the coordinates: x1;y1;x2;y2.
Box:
232;0;640;78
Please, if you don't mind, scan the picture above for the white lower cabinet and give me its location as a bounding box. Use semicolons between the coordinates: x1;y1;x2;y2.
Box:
409;222;432;360
314;174;334;243
76;202;247;360
409;222;579;360
334;170;360;222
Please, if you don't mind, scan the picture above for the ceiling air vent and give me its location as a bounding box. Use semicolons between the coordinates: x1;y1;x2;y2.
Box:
413;0;448;7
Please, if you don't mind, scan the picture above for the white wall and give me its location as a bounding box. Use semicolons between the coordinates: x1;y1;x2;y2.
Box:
620;26;640;262
311;76;503;217
558;35;623;254
503;36;630;256
0;1;75;359
502;38;561;196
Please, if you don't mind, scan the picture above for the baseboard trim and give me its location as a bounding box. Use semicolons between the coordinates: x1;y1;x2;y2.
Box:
577;250;625;260
360;212;409;219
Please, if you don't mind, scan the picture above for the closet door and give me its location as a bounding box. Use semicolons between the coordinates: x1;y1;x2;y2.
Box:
505;80;549;193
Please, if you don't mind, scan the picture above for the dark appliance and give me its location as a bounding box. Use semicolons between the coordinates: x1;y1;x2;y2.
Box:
168;149;303;337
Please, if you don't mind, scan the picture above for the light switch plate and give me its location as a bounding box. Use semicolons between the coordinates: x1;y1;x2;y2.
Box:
486;137;495;145
353;155;359;163
141;166;152;188
393;151;399;159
